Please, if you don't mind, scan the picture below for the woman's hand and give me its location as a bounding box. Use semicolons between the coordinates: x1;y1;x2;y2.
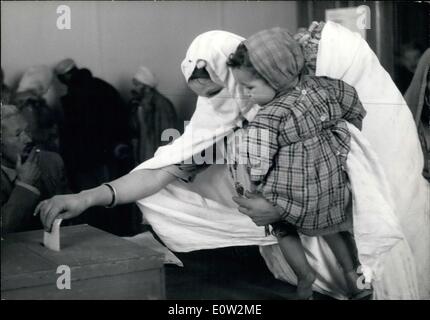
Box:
232;191;282;226
34;194;89;232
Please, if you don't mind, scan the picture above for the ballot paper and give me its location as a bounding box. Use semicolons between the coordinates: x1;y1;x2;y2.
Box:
43;219;63;251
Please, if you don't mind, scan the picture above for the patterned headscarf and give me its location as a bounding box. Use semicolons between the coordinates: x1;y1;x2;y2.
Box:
244;27;305;93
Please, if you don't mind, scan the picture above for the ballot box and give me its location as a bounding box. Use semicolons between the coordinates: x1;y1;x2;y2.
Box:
1;224;166;300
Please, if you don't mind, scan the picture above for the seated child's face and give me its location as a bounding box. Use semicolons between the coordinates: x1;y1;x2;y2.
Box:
187;78;224;98
232;68;276;106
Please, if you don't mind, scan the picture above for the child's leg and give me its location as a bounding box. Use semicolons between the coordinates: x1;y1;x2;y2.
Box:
322;232;366;296
277;233;316;299
340;231;360;270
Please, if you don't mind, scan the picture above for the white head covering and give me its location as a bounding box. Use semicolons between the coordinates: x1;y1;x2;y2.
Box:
54;58;76;75
134;30;260;169
16;65;54;96
180;30;257;118
133;66;158;88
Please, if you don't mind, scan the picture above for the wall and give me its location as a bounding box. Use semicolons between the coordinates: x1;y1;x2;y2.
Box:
1;1;298;120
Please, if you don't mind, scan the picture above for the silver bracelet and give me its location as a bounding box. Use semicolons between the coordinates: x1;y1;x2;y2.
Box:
103;183;117;208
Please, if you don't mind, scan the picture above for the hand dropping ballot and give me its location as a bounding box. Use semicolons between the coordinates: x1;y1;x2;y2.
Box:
43;219;63;251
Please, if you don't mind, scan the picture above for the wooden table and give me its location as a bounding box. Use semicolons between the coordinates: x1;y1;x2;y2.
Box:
1;225;165;300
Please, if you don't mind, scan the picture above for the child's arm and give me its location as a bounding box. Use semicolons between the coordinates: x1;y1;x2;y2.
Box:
331;79;367;130
232;191;283;226
244;108;284;182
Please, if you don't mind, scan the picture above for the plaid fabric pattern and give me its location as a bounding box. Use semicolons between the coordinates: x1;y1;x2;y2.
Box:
294;21;325;76
243;75;366;231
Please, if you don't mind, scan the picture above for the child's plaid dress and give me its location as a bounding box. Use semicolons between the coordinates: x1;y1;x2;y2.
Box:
244;75;366;234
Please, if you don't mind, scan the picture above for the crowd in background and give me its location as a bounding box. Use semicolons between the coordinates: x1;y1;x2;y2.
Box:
1;60;178;236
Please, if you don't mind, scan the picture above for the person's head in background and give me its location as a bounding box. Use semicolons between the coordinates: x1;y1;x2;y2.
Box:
132;66;159;97
1;105;33;168
16;65;54;99
227;27;304;106
13;90;40;110
12;68;59;153
399;42;424;74
54;58;79;86
11;91;42;145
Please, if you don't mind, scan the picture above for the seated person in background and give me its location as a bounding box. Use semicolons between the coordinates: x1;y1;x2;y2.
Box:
404;48;430;181
1;105;69;235
129;66;178;164
1;67;12;104
13;91;60;153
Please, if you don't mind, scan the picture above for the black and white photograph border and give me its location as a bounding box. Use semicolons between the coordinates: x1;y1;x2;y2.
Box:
1;0;429;308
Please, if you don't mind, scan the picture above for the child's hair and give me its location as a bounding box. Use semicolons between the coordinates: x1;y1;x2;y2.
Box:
226;43;262;79
188;66;211;81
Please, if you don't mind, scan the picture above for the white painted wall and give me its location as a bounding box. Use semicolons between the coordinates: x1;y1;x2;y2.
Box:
1;1;298;120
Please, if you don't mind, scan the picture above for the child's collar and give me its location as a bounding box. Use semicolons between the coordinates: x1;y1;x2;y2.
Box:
274;73;304;99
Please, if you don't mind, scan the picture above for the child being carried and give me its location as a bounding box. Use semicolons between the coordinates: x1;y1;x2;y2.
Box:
227;27;370;300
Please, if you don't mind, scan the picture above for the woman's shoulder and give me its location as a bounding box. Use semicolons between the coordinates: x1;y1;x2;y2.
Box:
303;75;334;87
303;75;354;93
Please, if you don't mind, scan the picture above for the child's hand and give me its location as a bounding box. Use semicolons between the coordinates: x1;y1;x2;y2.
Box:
232;191;282;226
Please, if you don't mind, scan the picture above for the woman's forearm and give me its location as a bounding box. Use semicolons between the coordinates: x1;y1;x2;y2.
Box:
79;168;176;208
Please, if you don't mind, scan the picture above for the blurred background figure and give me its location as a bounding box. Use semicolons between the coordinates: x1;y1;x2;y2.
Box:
15;65;56;104
54;58;134;235
1;104;69;235
1;68;12;104
12;65;60;153
395;42;425;93
404;48;430;181
129;66;178;164
54;58;131;191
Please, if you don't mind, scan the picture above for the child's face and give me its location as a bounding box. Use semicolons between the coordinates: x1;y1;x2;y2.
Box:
232;68;276;106
187;78;224;98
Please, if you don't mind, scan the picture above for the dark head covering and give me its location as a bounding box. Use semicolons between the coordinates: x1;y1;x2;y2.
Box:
243;27;305;93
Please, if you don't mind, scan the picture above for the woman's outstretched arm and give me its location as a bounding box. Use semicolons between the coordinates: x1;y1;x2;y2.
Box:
35;168;176;231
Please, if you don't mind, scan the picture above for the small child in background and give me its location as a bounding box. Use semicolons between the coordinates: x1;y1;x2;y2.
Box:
227;27;370;299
